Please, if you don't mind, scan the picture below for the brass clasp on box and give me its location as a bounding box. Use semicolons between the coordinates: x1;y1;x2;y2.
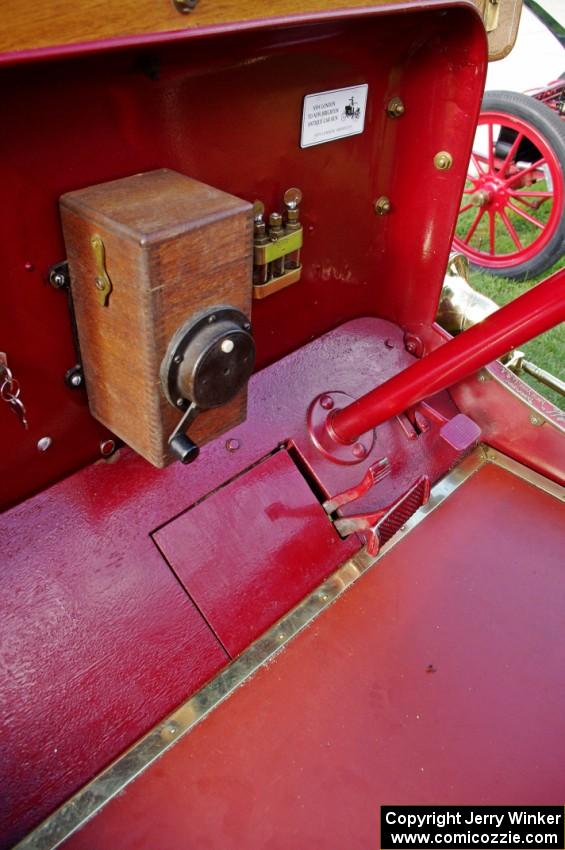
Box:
90;234;113;306
253;188;303;300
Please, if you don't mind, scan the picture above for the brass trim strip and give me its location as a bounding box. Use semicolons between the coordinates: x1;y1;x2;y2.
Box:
15;446;563;850
482;445;565;501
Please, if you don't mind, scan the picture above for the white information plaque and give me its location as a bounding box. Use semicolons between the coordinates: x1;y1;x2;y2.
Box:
300;84;368;148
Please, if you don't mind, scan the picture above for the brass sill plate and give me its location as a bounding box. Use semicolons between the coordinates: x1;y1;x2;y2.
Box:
15;445;565;850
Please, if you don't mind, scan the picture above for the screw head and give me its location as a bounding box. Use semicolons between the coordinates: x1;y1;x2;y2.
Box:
434;151;453;171
37;436;52;452
176;398;185;408
225;438;240;452
374;196;392;216
208;314;217;324
173;354;182;365
320;394;334;410
221;339;235;354
406;340;417;354
529;413;544;426
352;442;367;459
70;373;82;387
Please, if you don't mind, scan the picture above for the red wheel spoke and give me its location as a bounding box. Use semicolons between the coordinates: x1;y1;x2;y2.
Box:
504;157;546;186
498;132;523;177
499;209;523;250
506;201;544;230
459;203;473;214
462;208;485;244
509;190;552;197
470;152;485;175
487;122;495;171
488;211;496;256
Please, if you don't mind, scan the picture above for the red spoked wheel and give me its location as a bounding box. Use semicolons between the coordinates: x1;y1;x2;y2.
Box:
454;90;565;280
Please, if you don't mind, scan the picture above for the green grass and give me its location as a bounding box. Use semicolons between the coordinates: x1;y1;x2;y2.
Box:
468;255;565;411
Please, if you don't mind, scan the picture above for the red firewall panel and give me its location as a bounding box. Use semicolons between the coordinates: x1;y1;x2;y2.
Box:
154;450;359;657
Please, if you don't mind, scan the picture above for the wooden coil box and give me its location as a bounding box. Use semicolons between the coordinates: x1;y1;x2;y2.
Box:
60;168;253;467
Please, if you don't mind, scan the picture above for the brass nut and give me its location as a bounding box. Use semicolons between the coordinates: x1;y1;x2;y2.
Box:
374;196;392;216
434;151;453;171
387;97;405;118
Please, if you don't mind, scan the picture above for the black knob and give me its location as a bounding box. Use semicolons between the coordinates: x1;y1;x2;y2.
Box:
169;433;200;464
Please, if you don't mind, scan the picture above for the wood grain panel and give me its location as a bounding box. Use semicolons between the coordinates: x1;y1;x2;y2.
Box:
60;168;253;467
0;0;513;62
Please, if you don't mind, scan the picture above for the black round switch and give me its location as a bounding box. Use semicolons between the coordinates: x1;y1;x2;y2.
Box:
161;307;255;412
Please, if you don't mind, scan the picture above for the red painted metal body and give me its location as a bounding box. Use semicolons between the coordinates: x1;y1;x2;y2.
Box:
153;449;360;657
2;5;565;850
0;5;486;510
0;318;468;847
330;268;565;443
62;462;565;850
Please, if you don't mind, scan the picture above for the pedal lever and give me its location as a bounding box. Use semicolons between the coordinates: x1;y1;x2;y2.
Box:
322;457;391;515
334;475;431;557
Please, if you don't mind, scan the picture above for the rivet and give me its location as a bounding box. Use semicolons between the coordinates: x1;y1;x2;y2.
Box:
221;339;235;354
176;398;184;408
37;437;52;452
70;373;82;387
95;278;106;291
225;438;240;452
386;96;405;118
173;354;182;365
374;196;392;216
208;314;216;324
352;442;367;459
434;151;453;171
100;439;116;457
320;394;334;410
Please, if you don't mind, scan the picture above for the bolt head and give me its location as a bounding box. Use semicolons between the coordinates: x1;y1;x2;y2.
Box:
374;196;392;216
434;151;453;171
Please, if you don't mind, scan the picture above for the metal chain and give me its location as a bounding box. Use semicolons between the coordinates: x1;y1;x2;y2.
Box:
0;352;28;429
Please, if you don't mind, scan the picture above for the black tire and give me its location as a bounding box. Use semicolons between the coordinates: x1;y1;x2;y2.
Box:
470;90;565;280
